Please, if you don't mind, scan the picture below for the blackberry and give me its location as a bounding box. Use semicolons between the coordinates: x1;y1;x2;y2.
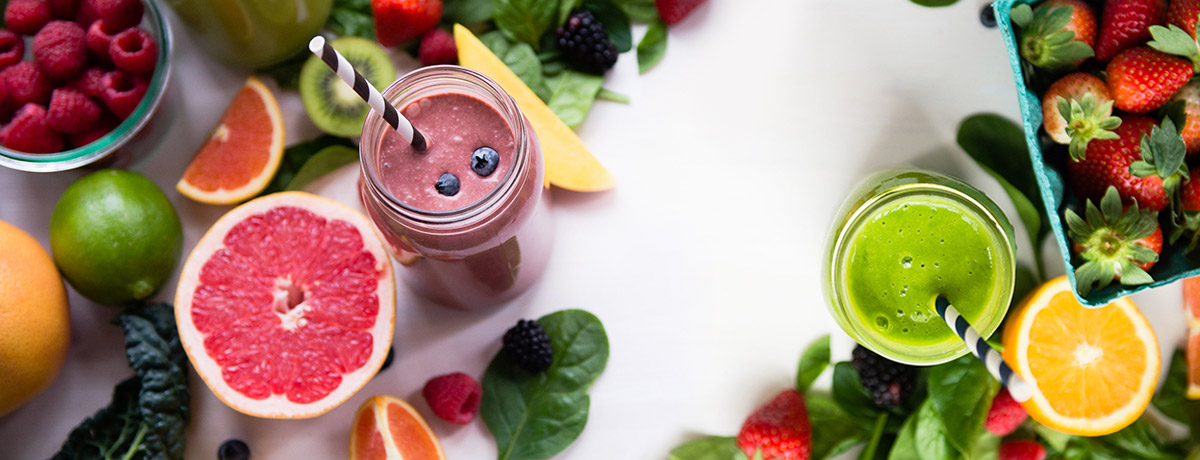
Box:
218;439;250;460
502;319;554;373
851;345;917;410
980;3;997;28
556;9;618;74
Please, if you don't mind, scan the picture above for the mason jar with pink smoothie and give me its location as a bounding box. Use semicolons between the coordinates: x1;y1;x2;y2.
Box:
359;66;553;309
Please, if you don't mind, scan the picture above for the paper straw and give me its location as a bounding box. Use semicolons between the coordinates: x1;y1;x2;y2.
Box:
307;36;427;151
934;296;1035;403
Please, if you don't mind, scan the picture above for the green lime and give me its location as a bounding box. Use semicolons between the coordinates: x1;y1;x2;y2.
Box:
50;169;182;306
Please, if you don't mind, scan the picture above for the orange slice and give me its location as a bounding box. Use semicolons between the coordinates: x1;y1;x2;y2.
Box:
350;395;446;460
177;76;285;204
1002;276;1160;436
1183;277;1200;399
454;24;616;192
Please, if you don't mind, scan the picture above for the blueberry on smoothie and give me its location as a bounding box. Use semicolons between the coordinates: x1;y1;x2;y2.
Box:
472;146;500;177
436;173;461;196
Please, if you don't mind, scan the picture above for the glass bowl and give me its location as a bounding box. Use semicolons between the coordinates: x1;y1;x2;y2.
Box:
0;0;172;173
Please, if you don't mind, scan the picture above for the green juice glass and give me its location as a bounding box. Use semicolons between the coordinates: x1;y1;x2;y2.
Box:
165;0;330;68
823;169;1016;365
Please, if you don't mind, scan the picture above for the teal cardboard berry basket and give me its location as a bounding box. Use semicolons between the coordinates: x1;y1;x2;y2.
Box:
996;0;1199;307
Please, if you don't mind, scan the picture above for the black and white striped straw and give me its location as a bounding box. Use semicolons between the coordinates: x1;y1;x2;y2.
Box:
934;296;1035;403
307;36;427;151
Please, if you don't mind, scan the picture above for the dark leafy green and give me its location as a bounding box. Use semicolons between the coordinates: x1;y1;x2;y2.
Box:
492;0;557;47
583;0;632;52
52;303;190;460
260;135;357;196
444;0;494;24
1153;350;1200;433
328;0;375;40
912;400;955;460
859;413;891;460
481;309;609;460
910;0;958;6
666;436;749;460
808;393;866;460
832;362;882;425
479;31;551;101
958;113;1049;279
613;0;658;21
926;355;997;457
558;0;584;26
796;335;830;393
285;145;359;191
597;88;630;103
545;70;604;128
638;18;668;74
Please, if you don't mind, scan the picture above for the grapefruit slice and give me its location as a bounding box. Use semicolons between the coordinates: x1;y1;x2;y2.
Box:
177;76;285;205
175;192;394;419
1183;276;1200;399
350;396;446;460
454;24;616;192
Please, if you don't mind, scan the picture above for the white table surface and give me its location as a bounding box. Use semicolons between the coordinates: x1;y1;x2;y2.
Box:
0;1;1190;459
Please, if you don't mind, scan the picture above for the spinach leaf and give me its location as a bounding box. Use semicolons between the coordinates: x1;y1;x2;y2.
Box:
638;18;668;74
328;0;375;40
558;0;584;26
444;0;493;24
479;31;551;101
910;0;958;6
833;362;882;425
613;0;658;21
859;413;891;460
807;393;866;460
968;433;1000;460
927;355;998;457
597;88;630;103
545;70;604;128
912;399;955;460
1093;419;1185;460
481;309;609;460
795;335;830;393
1152;348;1200;434
285;145;359;191
492;0;557;47
667;436;749;460
583;0;632;52
260;135;357;197
1032;421;1074;452
52;303;190;460
958;113;1049;279
888;412;918;460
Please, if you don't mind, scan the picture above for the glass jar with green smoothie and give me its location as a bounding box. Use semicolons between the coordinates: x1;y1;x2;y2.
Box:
823;169;1016;365
165;0;330;68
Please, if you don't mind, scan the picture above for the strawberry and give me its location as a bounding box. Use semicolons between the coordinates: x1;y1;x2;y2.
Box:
1011;0;1096;69
371;0;442;48
1094;0;1165;62
1106;46;1192;113
1068;114;1168;211
1041;72;1120;160
1171;166;1200;250
1066;186;1162;295
656;0;705;26
736;389;811;460
1168;0;1200;38
1173;80;1200;156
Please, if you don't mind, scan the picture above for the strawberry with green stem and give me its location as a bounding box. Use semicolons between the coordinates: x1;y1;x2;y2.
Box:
1067;114;1168;212
1171;166;1200;251
1130;116;1190;208
1066;186;1162;296
1042;72;1121;160
1012;0;1096;69
1106;46;1193;113
1171;80;1200;156
736;389;810;460
1094;0;1166;62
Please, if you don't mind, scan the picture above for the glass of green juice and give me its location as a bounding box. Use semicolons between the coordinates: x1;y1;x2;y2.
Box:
165;0;331;68
823;169;1016;365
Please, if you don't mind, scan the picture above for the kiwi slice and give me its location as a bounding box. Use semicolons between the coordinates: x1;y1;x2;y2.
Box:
300;37;397;137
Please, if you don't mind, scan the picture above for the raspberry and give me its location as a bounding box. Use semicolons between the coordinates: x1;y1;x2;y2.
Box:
48;0;76;19
46;87;99;134
99;69;145;118
85;19;120;61
422;372;482;426
87;0;140;31
502;319;554;373
2;62;53;106
5;0;52;35
109;27;154;75
418;28;456;66
851;345;917;410
555;9;618;74
0;30;25;70
33;20;87;79
1;103;64;153
985;388;1028;436
68;66;104;97
998;440;1047;460
68;113;115;147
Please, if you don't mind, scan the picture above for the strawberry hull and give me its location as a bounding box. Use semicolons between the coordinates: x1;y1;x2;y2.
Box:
998;0;1196;307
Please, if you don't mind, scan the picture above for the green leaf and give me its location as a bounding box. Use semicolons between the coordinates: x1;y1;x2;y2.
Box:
888;412;919;460
909;0;958;7
481;309;609;460
328;0;375;40
583;0;633;53
1010;4;1033;27
666;436;747;460
545;70;604;128
1032;421;1074;452
927;355;998;457
1093;419;1184;460
860;413;890;460
638;18;668;74
808;393;867;460
597;88;630;103
558;0;584;25
1149;24;1200;65
912;399;956;460
444;0;493;23
479;31;551;100
1153;349;1200;432
833;362;883;425
260;135;357;197
796;335;831;393
613;0;658;21
492;0;557;47
969;433;1001;460
284;145;359;191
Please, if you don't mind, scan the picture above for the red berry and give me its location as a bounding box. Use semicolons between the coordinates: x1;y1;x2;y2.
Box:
68;66;104;97
108;27;154;75
737;389;811;460
1;103;64;153
1094;0;1166;62
6;0;52;35
984;388;1028;436
99;69;144;118
2;62;53;106
999;440;1047;460
655;0;706;25
46;87;99;134
90;0;140;30
421;372;482;426
33;20;87;79
48;0;76;19
418;28;456;66
68;113;114;147
0;30;25;70
371;0;442;47
85;19;120;61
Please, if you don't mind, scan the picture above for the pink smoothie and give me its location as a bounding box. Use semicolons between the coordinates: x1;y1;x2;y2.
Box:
377;93;514;211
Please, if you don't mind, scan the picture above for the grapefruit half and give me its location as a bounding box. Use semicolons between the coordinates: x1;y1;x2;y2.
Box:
175;192;395;419
177;76;285;205
349;395;446;460
1183;276;1200;399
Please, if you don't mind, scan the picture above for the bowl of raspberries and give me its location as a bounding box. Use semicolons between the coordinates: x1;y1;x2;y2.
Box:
0;0;170;172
